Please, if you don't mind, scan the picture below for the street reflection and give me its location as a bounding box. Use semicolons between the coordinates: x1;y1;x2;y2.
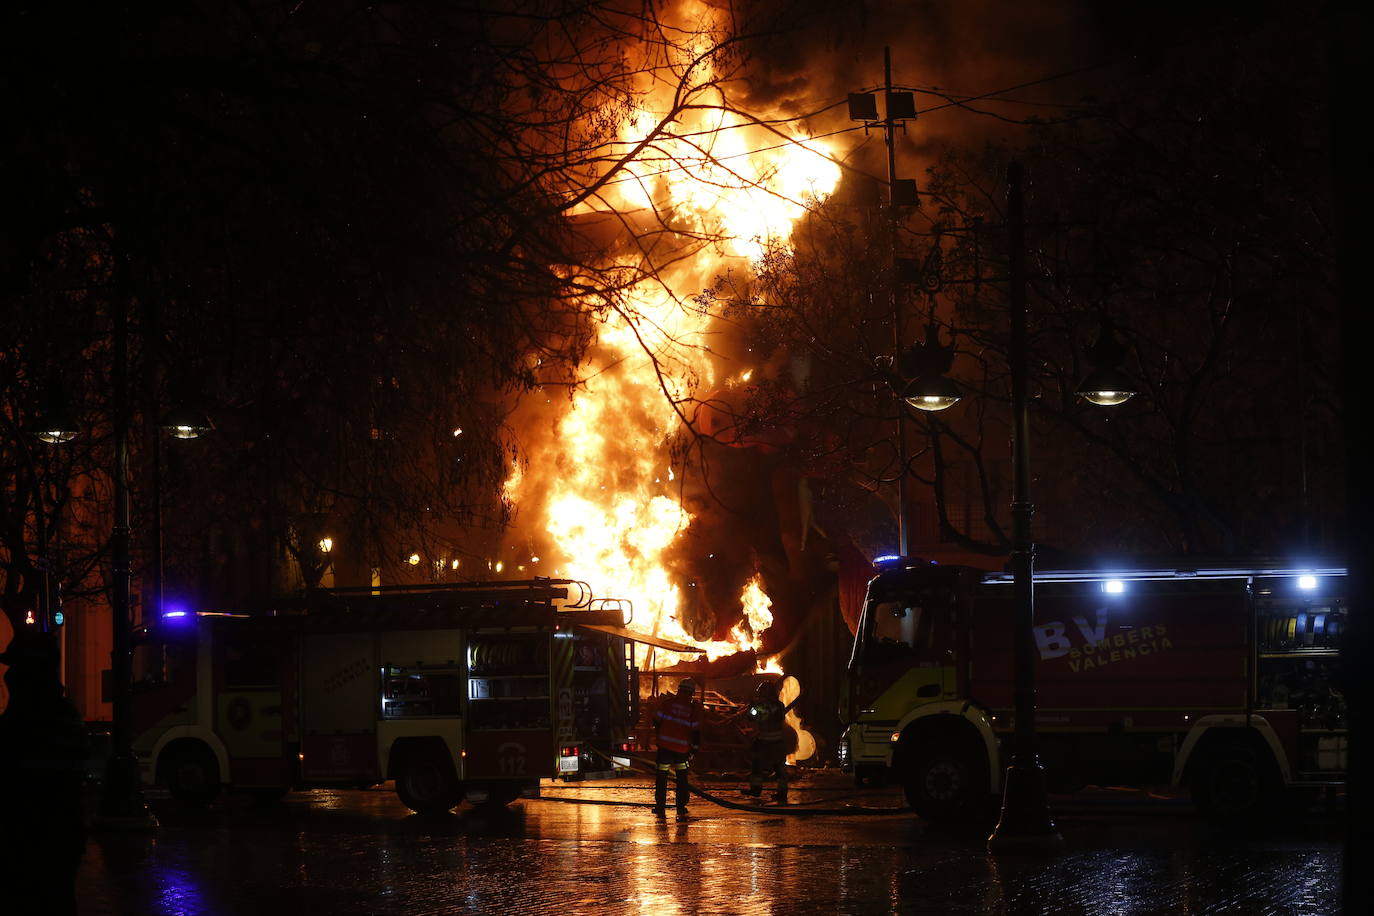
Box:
74;786;1341;916
152;861;207;916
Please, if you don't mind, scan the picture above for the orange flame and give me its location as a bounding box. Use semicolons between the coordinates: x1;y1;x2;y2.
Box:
779;674;816;764
504;2;840;669
755;655;785;676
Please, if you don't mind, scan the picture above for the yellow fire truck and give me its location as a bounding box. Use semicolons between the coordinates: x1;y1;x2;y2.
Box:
131;579;694;813
840;561;1348;823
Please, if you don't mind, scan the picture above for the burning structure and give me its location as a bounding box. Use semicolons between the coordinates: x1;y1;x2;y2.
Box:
492;1;847;759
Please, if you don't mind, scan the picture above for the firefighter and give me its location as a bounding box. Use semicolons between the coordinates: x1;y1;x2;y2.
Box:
743;678;796;803
652;678;702;814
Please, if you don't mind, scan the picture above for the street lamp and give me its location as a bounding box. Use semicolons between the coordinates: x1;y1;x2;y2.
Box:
33;311;212;829
31;398;80;445
901;376;961;412
19;408;72;633
899;322;962;413
902;161;1135;855
1075;319;1138;406
158;404;214;440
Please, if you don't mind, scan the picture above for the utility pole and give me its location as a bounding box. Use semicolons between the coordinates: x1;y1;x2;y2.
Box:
851;47;921;555
884;48;909;557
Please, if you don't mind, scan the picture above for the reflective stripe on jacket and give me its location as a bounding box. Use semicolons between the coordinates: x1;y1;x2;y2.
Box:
653;694;702;754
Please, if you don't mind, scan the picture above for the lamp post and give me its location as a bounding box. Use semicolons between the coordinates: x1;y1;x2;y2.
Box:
985;160;1060;854
31;300;212;829
97;293;154;826
901;161;1135;854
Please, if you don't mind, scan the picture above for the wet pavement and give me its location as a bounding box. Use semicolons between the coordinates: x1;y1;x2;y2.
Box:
77;774;1344;915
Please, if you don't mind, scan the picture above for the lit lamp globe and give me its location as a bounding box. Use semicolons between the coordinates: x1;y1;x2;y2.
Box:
36;424;80;445
902;375;961;412
158;405;214;440
32;404;81;444
1074;366;1137;407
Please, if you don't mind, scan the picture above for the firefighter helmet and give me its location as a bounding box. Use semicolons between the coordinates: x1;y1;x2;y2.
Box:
677;677;697;697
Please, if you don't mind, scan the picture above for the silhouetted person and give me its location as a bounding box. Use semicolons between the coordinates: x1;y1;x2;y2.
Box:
652;678;702;814
1;629;90;916
743;679;797;803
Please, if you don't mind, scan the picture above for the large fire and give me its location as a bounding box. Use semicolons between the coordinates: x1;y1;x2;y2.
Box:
503;4;839;682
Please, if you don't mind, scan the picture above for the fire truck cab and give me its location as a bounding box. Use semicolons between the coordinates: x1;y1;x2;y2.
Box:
840;561;1348;823
131;579;685;814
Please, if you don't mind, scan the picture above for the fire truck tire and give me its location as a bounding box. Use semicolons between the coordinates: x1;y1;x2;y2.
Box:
902;740;989;823
394;752;462;815
1190;741;1279;824
162;741;222;808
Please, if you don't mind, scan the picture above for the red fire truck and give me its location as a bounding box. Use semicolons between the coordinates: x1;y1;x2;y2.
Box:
839;560;1348;823
131;579;695;813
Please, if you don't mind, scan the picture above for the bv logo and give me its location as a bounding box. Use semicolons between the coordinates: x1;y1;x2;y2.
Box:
1035;608;1173;671
1034;609;1108;660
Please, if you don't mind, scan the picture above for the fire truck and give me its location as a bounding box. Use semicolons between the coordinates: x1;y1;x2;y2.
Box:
839;560;1348;823
131;579;695;813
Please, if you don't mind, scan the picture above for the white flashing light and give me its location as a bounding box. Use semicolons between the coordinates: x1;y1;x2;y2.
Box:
1102;579;1126;594
163;610;188;618
1298;575;1318;591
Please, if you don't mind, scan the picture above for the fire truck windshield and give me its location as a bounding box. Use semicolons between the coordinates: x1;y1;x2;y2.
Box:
872;600;921;647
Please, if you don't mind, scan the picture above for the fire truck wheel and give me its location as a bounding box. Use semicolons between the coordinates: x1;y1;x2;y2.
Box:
903;742;988;823
163;742;222;808
1190;742;1278;824
395;753;462;815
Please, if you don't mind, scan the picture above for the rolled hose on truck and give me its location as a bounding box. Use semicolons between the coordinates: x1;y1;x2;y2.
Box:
534;747;909;817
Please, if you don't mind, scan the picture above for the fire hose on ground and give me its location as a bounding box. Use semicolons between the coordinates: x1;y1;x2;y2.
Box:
532;747;910;817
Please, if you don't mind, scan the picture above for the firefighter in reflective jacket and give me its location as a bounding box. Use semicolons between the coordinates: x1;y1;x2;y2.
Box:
744;679;796;803
652;678;702;813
